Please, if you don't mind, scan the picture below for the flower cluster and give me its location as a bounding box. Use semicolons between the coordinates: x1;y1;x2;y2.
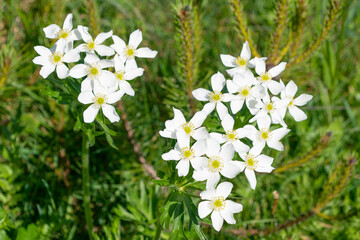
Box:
33;13;157;123
159;41;312;231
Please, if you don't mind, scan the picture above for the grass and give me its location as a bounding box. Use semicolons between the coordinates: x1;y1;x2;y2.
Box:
0;0;359;239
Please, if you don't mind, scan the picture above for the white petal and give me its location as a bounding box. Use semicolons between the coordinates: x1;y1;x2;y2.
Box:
226;80;239;94
43;24;61;39
254;57;266;75
206;172;220;190
248;145;262;157
32;56;49;66
252;141;266;154
114;54;125;71
81;77;93;92
84;52;100;65
215;182;233;198
83;104;99;123
255;165;274;173
78;25;93;42
221;162;240;178
295;94;313;106
136;47;158;58
198;201;212;219
69;64;87;78
219;144;234;161
125;68;144;80
99;59;114;69
125;58;138;69
63;49;80;63
211;72;225;92
224;200;243;213
216;102;228;120
200;189;216;200
190;157;208;170
192;140;206;156
251;84;266;99
285;80;298;97
220;54;236;67
233;140;250;154
176;129;190;148
95;45;115;56
257;155;274;166
162;149;181;161
220;207;236;224
94;30;113;44
34;46;52;57
202;102;215;115
159;130;174;139
165;108;186;130
268;80;284;95
111;35;126;54
211;211;224;232
62;13;73;29
240;41;251;60
56;64;69;79
271;127;290;141
242;125;258;141
78;91;94;104
193;169;209;182
268;62;286;77
99;70;117;89
192;88;210;101
209;133;226;144
221;114;234;131
289;106;307;121
107;90;124;104
233;161;246;172
119;81;135;96
206;138;220;157
257;114;271;129
129;29;142;48
192;127;209;141
267;140;284;151
245;168;257;190
176;160;190;176
230;99;244;114
102;104;120;123
190;111;207;128
55;39;66;52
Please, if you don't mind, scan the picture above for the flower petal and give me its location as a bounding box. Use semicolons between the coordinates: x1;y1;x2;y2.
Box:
83;104;99;123
129;29;142;48
164;108;186;130
56;64;69;79
209;133;226;144
176;160;190;176
271;127;290;141
220;54;236;67
202;102;215;115
267;140;284;151
69;64;87;78
102;104;120;123
200;189;216;200
192;140;206;156
32;56;49;66
233;140;250;154
176;129;190;148
34;46;52;57
190;157;208;170
107;90;124;104
193;169;209;182
95;30;113;44
240;41;251;60
211;211;224;232
268;80;284;95
245;168;257;190
206;138;220;157
192;88;210;101
268;62;286;77
162;149;181;161
221;114;234;131
43;24;61;39
119;81;135;96
136;47;158;58
111;35;126;54
221;162;240;178
295;94;313;106
215;182;233;198
81;77;93;92
254;57;266;75
206;172;220;190
289;106;307;121
211;72;225;92
198;201;212;219
99;70;117;89
224;200;243;213
285;80;298;97
226;80;239;94
62;13;73;29
190;111;207;128
257;114;271;129
216;102;228;120
78;91;94;104
220;207;236;224
230;99;244;114
192;127;209;141
95;45;115;56
78;25;93;43
63;49;80;63
219;144;234;161
125;68;144;80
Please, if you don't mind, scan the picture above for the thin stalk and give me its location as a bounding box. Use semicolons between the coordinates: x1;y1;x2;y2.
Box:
82;133;94;240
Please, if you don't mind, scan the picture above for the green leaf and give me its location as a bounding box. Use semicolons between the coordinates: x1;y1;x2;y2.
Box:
152;179;171;186
105;132;119;150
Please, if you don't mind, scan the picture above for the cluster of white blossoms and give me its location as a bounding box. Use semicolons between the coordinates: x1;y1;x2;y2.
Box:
33;13;157;123
159;41;312;231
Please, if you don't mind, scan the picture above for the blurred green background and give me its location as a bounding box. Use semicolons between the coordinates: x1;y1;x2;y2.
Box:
0;0;359;239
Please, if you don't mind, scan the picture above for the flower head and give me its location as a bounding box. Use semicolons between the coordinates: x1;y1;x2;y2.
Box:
76;26;115;56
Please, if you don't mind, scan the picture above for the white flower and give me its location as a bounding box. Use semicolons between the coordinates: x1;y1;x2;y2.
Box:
249;94;287;127
42;13;82;52
279;80;313;122
111;29;158;69
193;139;241;189
210;114;250;154
162;140;207;177
243;115;290;153
253;57;285;95
220;41;254;77
78;84;124;123
192;72;232;120
159;108;208;146
76;26;115;56
113;54;144;96
226;70;266;114
69;53;116;91
198;182;243;231
234;146;274;190
33;41;80;79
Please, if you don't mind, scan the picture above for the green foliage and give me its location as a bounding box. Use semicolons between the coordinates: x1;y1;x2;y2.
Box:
0;0;359;239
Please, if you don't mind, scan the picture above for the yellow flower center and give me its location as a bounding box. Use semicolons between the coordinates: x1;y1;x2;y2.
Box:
116;71;125;81
238;86;251;99
235;57;247;67
181;147;195;160
93;94;108;107
49;52;63;65
86;41;96;50
209;91;223;103
86;64;101;79
210;196;226;211
287;96;295;108
265;102;275;113
124;45;137;59
90;67;98;75
226;130;238;142
245;154;258;170
260;72;272;82
57;29;70;39
182;122;195;135
258;128;272;141
208;156;224;172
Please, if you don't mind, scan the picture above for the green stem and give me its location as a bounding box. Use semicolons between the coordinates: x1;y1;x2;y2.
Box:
82;133;94;240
